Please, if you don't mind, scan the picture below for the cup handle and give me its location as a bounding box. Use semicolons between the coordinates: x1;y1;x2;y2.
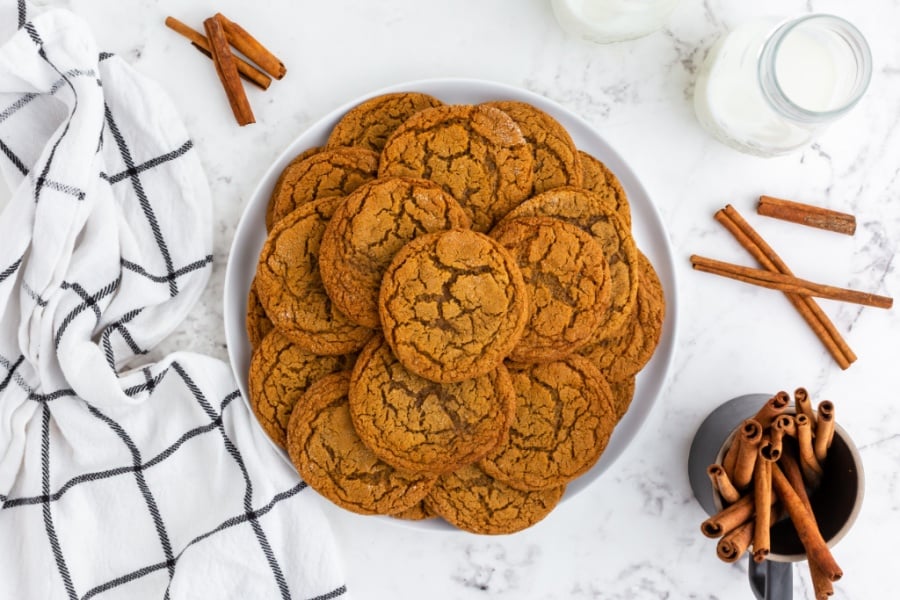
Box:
748;558;793;600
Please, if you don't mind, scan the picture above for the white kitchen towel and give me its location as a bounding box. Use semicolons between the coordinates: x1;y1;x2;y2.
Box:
0;2;350;599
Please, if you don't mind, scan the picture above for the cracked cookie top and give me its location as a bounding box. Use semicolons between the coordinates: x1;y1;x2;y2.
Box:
348;335;515;475
319;177;471;329
378;229;529;383
246;275;274;350
479;355;616;491
248;330;354;449
483;100;582;195
609;376;636;421
326;92;445;153
424;463;565;534
579;150;631;229
580;250;665;383
501;186;638;339
265;145;322;230
490;216;611;363
256;196;373;355
378;104;534;232
287;372;435;515
268;146;379;228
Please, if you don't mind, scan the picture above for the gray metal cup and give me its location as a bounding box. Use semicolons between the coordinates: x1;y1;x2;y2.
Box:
688;394;864;599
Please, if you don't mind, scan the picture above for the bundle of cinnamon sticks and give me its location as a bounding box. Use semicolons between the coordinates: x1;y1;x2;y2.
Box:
701;390;840;599
165;14;287;125
693;201;892;370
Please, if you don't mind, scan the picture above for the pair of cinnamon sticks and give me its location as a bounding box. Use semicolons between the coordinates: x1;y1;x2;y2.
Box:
701;390;839;599
166;14;286;125
695;202;885;369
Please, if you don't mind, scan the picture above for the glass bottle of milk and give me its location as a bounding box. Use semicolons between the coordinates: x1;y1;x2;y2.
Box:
551;0;681;43
694;14;871;157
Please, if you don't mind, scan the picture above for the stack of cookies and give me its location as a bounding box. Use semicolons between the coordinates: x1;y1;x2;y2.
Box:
246;92;666;534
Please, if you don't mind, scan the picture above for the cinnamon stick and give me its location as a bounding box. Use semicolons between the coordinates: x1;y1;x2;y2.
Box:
752;456;773;563
781;452;835;599
758;195;856;236
796;414;823;485
733;419;763;490
814;401;836;463
716;519;754;563
714;206;856;369
753;392;790;428
164;16;271;90
204;16;255;126
759;434;781;462
768;425;785;460
771;464;843;582
795;388;816;424
773;414;796;437
722;435;740;481
707;464;741;505
690;254;893;309
701;494;755;538
215;13;286;80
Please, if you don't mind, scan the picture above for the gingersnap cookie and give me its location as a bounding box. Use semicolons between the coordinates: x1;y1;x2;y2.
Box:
265;146;322;230
379;104;533;232
479;356;616;491
424;463;565;535
490;216;611;363
319;177;471;328
579;150;631;229
379;229;529;383
391;501;437;521
326;92;444;153
248;330;354;449
579;251;665;382
349;336;516;475
287;372;435;515
483;100;582;195
246;276;274;350
501;186;639;339
609;377;636;421
267;147;379;228
256;196;372;355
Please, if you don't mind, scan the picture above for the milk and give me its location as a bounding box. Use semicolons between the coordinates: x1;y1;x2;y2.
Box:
693;15;871;157
551;0;680;44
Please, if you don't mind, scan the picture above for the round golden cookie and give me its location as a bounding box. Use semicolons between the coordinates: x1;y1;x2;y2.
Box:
490;216;611;363
319;177;471;329
501;186;639;340
268;147;379;229
391;501;437;521
579;250;665;382
246;276;274;350
379;104;534;232
609;377;636;421
379;229;529;383
348;335;516;475
483;100;582;194
479;356;615;492
286;372;435;516
248;330;354;449
326;92;444;153
424;463;565;535
256;196;372;355
579;150;631;229
265;146;322;230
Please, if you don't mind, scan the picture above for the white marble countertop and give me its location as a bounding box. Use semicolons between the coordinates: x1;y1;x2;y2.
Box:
8;0;898;597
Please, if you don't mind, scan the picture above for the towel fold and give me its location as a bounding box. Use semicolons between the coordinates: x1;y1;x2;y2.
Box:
0;2;349;598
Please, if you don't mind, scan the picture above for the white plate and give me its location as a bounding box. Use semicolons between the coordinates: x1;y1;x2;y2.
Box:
223;78;679;529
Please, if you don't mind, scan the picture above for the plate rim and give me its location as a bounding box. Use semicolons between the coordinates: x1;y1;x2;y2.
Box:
223;77;680;531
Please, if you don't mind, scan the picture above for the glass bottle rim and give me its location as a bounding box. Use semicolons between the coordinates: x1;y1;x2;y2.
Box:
757;14;872;124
